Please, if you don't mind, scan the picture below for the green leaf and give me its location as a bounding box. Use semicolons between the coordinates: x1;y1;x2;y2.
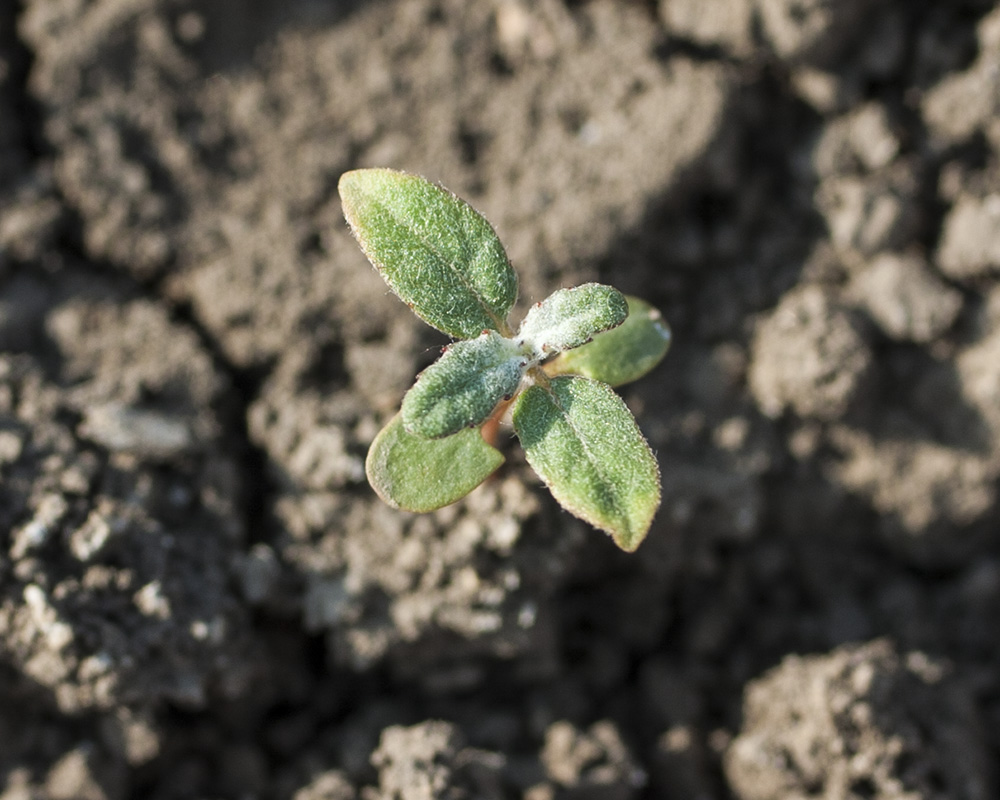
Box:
518;284;628;357
512;376;660;551
366;414;504;512
402;331;528;438
546;296;671;387
339;169;518;339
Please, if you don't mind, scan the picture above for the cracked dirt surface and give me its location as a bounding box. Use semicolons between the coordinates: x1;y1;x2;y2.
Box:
2;0;1000;798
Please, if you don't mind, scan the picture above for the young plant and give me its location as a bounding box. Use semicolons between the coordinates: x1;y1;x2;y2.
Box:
339;169;671;551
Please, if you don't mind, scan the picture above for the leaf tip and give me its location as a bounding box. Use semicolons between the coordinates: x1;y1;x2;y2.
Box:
364;426;402;510
337;169;368;234
337;168;369;206
651;309;672;343
336;168;358;195
338;167;400;220
609;515;655;552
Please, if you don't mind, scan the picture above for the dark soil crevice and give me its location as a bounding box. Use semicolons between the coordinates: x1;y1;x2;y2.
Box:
1;3;46;163
156;294;277;549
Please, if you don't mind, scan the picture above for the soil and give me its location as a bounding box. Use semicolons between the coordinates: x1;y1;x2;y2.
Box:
1;0;1000;798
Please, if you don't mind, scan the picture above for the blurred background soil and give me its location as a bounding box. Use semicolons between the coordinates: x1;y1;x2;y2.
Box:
2;0;1000;797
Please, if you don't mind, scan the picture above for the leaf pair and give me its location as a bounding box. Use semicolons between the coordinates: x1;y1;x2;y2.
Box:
339;169;670;551
401;284;628;439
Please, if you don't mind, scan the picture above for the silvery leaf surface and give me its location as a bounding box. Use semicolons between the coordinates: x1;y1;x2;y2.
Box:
402;330;528;439
517;284;628;357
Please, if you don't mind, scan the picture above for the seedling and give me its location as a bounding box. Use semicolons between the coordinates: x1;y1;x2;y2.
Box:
339;169;670;551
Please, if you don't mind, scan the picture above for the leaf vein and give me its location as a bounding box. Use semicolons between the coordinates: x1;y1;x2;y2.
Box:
374;195;508;334
543;380;628;528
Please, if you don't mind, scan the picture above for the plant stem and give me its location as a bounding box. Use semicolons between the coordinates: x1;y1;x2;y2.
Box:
480;396;514;448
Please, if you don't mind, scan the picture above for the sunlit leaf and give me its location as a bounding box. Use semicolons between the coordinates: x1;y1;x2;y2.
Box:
366;414;504;512
546;296;671;387
517;283;628;356
402;331;528;438
339;169;517;339
512;376;660;551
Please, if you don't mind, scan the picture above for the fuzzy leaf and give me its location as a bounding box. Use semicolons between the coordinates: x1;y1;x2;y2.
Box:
339;169;517;338
546;296;671;387
518;284;628;357
366;414;504;512
512;376;660;551
402;331;528;438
